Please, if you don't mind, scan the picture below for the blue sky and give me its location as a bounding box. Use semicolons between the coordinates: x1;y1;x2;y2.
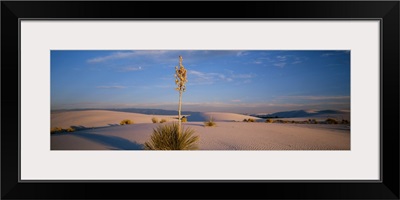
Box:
51;50;350;114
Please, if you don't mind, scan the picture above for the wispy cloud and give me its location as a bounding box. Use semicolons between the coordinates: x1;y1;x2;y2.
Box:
231;99;241;102
274;62;286;68
236;51;248;57
276;56;287;61
188;70;254;85
118;66;142;72
321;53;335;57
96;86;126;89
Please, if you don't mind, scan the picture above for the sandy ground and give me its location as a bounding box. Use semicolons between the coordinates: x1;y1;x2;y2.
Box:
51;110;350;150
51;110;179;128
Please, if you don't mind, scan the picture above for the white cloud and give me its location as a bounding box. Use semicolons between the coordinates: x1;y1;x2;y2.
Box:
118;66;142;72
321;53;335;57
236;51;248;57
274;62;286;68
188;70;254;85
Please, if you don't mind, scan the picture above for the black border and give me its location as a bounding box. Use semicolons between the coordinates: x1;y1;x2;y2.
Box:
2;1;399;199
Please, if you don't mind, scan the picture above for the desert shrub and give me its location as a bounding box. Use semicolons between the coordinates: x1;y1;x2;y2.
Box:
325;118;338;124
151;117;158;123
265;119;274;123
308;119;318;124
65;127;75;132
51;127;63;134
181;116;187;122
160;119;167;123
204;117;216;127
144;123;199;150
243;119;248;122
248;118;256;122
341;119;350;124
120;119;133;125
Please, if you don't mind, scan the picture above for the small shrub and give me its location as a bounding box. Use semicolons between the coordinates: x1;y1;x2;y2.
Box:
144;123;199;150
51;127;63;134
151;117;158;123
243;119;248;122
248;118;256;122
160;119;167;123
65;127;75;132
341;119;350;124
204;117;216;127
181;116;187;122
120;119;133;125
265;119;274;123
326;118;338;124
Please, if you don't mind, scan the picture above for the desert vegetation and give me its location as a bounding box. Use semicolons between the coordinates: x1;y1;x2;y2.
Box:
144;123;199;150
265;119;274;123
151;117;158;123
50;126;75;134
120;119;133;125
204;117;217;127
182;116;187;122
144;56;199;150
325;118;339;124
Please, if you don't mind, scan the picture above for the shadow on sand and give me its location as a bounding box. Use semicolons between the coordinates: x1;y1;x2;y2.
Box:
72;131;144;150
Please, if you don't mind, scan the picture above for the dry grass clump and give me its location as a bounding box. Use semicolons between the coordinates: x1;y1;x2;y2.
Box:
204;117;216;127
160;119;167;123
151;117;158;123
181;116;187;122
51;127;75;134
51;127;63;134
244;118;256;122
325;118;339;124
120;119;133;125
65;127;75;132
341;119;350;124
144;123;199;150
265;119;274;123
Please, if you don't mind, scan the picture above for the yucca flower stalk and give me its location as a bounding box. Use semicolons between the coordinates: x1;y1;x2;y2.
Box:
174;56;188;134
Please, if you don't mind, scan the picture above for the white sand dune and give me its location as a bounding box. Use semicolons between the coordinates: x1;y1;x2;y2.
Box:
51;110;350;150
51;110;178;129
202;112;261;122
256;109;350;121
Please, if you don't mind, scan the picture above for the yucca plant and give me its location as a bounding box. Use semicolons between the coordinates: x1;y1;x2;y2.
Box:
174;55;188;134
144;123;199;150
204;117;216;127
